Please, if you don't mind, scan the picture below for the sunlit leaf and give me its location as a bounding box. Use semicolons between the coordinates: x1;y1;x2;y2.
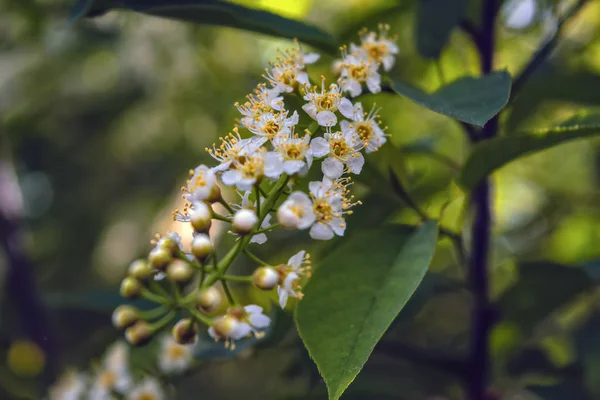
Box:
389;71;511;126
416;0;468;58
458;113;600;190
70;0;338;53
296;222;438;400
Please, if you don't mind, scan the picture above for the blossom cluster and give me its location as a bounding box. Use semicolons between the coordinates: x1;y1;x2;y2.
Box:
48;338;194;400
111;26;397;351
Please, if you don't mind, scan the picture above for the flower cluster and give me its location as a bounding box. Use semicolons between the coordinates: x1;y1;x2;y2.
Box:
48;338;194;400
112;27;397;351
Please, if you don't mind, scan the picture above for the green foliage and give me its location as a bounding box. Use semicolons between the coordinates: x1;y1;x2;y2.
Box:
459;113;600;189
415;0;468;58
70;0;338;53
295;222;438;400
389;71;512;126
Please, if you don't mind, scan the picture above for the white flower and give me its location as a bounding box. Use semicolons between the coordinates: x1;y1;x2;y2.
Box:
89;342;132;400
265;58;309;93
247;109;299;146
158;335;194;375
340;102;387;153
272;129;314;175
233;191;270;244
277;250;311;308
208;305;271;350
340;52;381;97
302;77;354;127
221;150;282;191
206;129;257;172
236;83;284;128
232;208;259;234
310;128;365;178
184;164;220;202
277;191;316;229
354;24;399;71
127;377;165;400
306;177;360;240
48;370;87;400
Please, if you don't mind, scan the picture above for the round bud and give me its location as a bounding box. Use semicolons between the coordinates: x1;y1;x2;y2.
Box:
190;202;212;233
196;286;222;313
207;183;222;204
277;203;300;228
157;235;180;255
148;247;172;270
232;209;258;235
166;260;194;284
191;234;213;261
210;315;240;339
128;259;153;281
125;321;152;346
252;267;280;290
112;305;139;329
120;277;142;299
172;318;198;345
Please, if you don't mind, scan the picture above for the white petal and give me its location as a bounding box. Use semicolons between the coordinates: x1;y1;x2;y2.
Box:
338;97;355;119
317;111;337;127
330;217;346;236
346;153;365;175
310;222;335;240
286;111;299;126
221;170;241;186
348;80;362;97
278;286;289;309
264;152;284;179
231;322;252;340
382;55;395;71
340;120;352;132
236;179;255;192
310;137;330;158
366;73;381;94
283;160;306;175
298;207;316;229
250;233;267;244
288;250;306;269
208;326;218;339
250;135;269;147
322;157;344;179
244;304;263;314
249;313;271;329
302;103;317;120
303;52;320;64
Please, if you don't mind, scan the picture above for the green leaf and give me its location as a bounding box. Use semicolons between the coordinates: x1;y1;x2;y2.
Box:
389;71;511;126
416;0;468;58
70;0;338;53
499;262;595;333
296;222;438;400
458;113;600;190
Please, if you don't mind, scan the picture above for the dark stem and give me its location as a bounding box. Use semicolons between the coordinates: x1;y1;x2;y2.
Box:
511;0;589;98
0;146;57;385
466;1;499;399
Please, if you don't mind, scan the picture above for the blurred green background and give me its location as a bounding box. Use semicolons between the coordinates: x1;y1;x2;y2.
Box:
1;0;600;398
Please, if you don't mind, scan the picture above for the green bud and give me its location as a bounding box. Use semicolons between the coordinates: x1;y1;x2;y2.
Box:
125;321;152;346
112;305;139;329
172;318;198;345
196;286;222;313
128;259;153;280
253;266;279;290
148;247;171;270
120;277;142;299
166;260;194;284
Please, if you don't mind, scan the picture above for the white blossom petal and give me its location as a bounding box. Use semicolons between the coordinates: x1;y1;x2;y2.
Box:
310;222;335;240
346;153;365;175
338;97;355;119
317;111;337;127
310;137;330;158
322;157;345;179
221;170;241;186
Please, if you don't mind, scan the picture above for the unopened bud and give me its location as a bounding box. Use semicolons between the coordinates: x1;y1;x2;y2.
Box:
233;209;258;235
128;259;153;280
196;286;222;313
125;321;152;346
253;267;279;290
191;234;213;261
120;277;142;299
157;234;180;255
210;315;241;339
149;247;172;270
207;183;222;204
172;318;198;345
190;202;212;233
112;305;139;329
166;260;194;284
277;203;300;228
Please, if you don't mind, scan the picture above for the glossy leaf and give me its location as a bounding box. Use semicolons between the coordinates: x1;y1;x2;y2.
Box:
70;0;338;53
389;71;511;126
296;222;438;400
416;0;468;58
459;113;600;189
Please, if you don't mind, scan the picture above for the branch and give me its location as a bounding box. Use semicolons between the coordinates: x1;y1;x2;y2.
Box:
511;0;590;97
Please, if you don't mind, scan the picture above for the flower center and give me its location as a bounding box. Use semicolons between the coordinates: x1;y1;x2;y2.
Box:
263;120;281;138
167;344;187;360
137;392;157;400
330;138;350;158
239;156;265;179
99;371;116;388
279;68;297;87
316;94;338;111
280;143;307;160
291;204;305;218
348;63;368;82
313;198;333;222
363;43;388;62
355;122;373;142
190;174;207;191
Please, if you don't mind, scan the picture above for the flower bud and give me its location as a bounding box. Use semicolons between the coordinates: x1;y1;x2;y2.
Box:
172;318;198;345
210;315;240;339
191;234;213;261
125;321;152;346
112;305;139;329
196;286;222;313
157;235;180;255
128;259;153;281
149;247;172;270
253;267;279;290
277;205;300;229
190;202;212;233
232;209;258;235
166;260;194;284
120;277;142;299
